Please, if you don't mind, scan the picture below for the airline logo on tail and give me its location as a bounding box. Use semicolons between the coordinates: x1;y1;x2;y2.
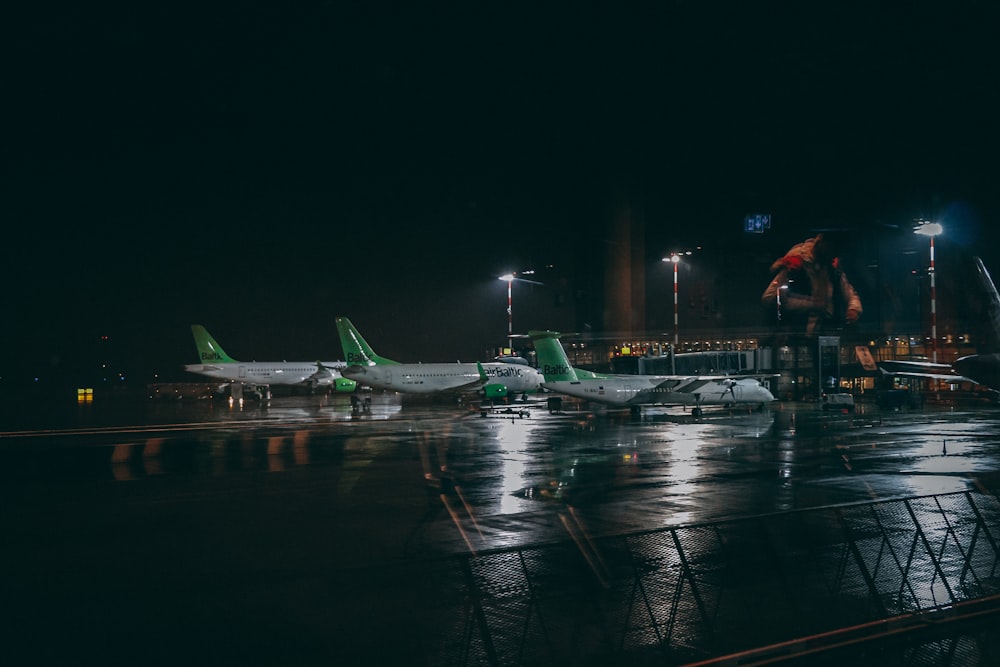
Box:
190;324;238;364
335;316;398;366
346;351;371;365
528;329;583;384
543;363;573;376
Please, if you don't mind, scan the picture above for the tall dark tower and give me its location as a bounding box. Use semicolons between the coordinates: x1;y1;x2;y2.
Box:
602;180;646;337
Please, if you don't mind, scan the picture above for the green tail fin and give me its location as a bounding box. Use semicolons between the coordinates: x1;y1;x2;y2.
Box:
528;330;579;382
191;325;238;364
335;317;399;366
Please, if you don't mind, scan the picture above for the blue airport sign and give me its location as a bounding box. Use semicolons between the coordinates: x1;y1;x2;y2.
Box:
744;213;771;233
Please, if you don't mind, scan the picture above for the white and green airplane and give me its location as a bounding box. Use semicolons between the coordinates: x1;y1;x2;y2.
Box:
529;330;775;417
183;324;357;398
335;316;542;401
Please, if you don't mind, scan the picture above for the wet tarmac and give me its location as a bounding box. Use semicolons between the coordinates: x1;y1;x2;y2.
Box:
2;391;999;664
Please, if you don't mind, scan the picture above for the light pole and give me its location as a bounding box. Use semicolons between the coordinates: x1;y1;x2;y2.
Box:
498;271;543;353
498;273;515;352
670;255;680;347
914;221;943;363
661;251;694;350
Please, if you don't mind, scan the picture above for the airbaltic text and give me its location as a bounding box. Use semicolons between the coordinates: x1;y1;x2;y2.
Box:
484;366;524;378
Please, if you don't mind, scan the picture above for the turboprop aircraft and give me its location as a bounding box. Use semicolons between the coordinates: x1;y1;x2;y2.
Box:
183;324;356;400
529;329;775;417
335;316;542;401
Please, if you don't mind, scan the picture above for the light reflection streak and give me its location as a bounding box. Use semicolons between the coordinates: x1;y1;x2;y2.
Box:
560;507;610;588
894;432;986;496
453;485;484;538
440;494;478;555
901;475;968;497
491;416;547;515
650;422;709;526
775;437;797;511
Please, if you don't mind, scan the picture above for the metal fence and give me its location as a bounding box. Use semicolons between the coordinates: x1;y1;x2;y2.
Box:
338;488;1000;666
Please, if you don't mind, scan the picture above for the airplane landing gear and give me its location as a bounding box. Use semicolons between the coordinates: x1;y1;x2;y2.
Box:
350;393;372;415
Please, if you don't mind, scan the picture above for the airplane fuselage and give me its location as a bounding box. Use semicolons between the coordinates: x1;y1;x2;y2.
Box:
541;376;774;407
342;362;542;395
184;361;348;386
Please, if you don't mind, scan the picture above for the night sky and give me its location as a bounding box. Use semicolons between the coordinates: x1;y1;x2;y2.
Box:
5;2;1000;387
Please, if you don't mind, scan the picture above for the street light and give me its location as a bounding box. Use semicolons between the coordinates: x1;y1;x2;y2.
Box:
498;273;515;351
914;221;944;363
668;255;681;347
498;271;544;353
661;250;695;350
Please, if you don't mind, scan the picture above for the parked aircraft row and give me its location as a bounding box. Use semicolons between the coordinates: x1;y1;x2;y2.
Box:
181;322;542;405
181;256;1000;414
181;319;775;416
182;325;356;401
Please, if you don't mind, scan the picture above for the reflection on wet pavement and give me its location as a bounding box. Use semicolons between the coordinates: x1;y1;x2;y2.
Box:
3;393;1000;664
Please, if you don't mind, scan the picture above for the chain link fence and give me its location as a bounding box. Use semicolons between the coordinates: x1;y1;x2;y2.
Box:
336;488;1000;665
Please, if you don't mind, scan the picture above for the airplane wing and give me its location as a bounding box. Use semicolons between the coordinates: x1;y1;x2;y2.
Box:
878;360;974;384
647;375;742;393
425;362;492;396
649;377;718;393
620;376;730;405
306;361;339;386
879;369;975;383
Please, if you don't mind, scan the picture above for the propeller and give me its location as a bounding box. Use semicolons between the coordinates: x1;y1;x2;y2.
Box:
721;378;738;404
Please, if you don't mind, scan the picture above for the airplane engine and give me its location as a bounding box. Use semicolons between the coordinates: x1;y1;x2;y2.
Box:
333;377;358;393
482;384;508;400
